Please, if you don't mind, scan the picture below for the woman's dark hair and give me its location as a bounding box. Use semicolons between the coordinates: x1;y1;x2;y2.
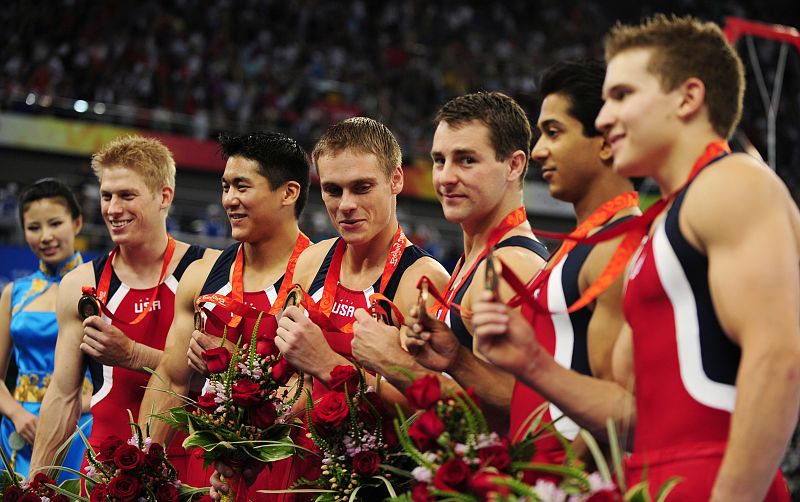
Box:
18;178;82;226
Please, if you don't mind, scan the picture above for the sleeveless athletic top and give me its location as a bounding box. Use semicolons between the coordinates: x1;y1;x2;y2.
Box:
197;243;284;342
86;245;205;449
445;236;549;348
624;184;739;454
510;218;633;451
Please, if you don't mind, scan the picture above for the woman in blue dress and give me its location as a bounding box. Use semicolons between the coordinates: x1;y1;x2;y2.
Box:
0;178;92;480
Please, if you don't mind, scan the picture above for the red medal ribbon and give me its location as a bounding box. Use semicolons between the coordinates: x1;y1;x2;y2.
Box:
197;232;311;326
432;206;528;320
505;141;731;314
88;234;176;326
317;226;407;333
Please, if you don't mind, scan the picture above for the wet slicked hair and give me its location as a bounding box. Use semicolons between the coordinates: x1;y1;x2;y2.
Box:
312;117;402;179
540;59;607;138
18;178;82;226
604;13;745;139
91;136;176;194
219;131;310;218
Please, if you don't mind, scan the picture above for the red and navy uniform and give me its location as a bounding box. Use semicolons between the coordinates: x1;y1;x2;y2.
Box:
307;238;432;360
511;219;630;459
623;186;788;500
445;236;549;348
85;245;205;473
193;243;287;499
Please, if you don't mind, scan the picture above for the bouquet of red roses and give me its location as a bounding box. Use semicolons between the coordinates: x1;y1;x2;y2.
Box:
81;423;208;502
159;311;303;500
0;471;71;502
291;364;409;501
391;375;642;502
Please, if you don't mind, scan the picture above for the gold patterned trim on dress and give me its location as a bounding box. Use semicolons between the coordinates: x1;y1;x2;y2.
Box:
14;374;93;402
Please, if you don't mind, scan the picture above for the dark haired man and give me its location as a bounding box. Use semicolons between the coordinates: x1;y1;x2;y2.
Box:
138;131;311;490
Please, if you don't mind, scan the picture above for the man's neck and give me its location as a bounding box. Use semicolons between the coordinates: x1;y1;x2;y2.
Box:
573;174;636;225
461;192;525;258
654;130;724;196
242;222;301;272
116;230;170;270
344;219;400;276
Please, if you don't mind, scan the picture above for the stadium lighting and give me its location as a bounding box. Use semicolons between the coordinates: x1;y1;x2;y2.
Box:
25;93;36;106
74;100;89;113
93;102;107;115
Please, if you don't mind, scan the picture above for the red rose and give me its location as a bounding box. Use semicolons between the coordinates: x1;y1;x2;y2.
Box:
310;392;349;430
155;482;180;502
360;391;386;427
3;485;23;502
146;443;166;468
407;409;444;450
411;483;433;502
50;495;70;502
272;357;295;385
97;435;125;461
433;458;471;492
351;450;381;476
113;444;145;471
197;391;219;412
89;483;108;502
328;365;360;394
404;375;441;409
231;379;262;407
478;440;511;470
19;494;40;502
251;401;278;429
470;471;511;499
107;474;142;502
30;472;55;489
202;346;232;373
256;336;278;357
586;489;623;502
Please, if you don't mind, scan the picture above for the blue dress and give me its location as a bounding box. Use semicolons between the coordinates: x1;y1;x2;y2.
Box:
0;253;92;480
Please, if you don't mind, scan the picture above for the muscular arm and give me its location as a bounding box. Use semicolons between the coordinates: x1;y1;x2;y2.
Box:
139;259;209;444
447;245;546;418
29;265;92;477
351;257;453;392
687;159;800;501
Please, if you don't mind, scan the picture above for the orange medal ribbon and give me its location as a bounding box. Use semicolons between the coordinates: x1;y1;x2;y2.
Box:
318;226;407;333
431;206;528;320
85;234;176;326
196;232;311;327
504;140;731;314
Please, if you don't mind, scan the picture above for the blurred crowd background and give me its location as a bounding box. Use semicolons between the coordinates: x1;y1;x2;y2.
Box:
0;0;798;493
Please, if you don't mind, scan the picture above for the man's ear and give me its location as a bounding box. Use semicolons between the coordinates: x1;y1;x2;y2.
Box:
160;186;174;210
390;165;404;195
676;77;706;121
598;137;614;165
507;150;527;182
282;181;301;208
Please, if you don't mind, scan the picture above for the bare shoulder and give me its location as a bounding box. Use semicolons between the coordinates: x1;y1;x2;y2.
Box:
400;255;450;290
493;233;548;284
201;247;222;261
293;238;338;288
683;153;796;247
60;262;97;303
1;283;11;301
180;257;217;295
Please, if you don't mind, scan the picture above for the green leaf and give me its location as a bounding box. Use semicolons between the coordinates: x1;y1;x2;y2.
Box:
654;476;682;502
46;481;90;502
608;418;625;491
579;429;611;482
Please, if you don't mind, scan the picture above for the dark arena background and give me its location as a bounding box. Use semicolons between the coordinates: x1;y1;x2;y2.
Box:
1;0;798;497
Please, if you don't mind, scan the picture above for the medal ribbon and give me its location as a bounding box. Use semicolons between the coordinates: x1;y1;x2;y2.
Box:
503;141;731;314
430;206;528;320
196;232;311;326
317;226;407;333
86;235;176;325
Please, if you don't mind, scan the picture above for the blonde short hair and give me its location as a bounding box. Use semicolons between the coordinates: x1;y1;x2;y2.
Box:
91;136;176;194
312;117;401;178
